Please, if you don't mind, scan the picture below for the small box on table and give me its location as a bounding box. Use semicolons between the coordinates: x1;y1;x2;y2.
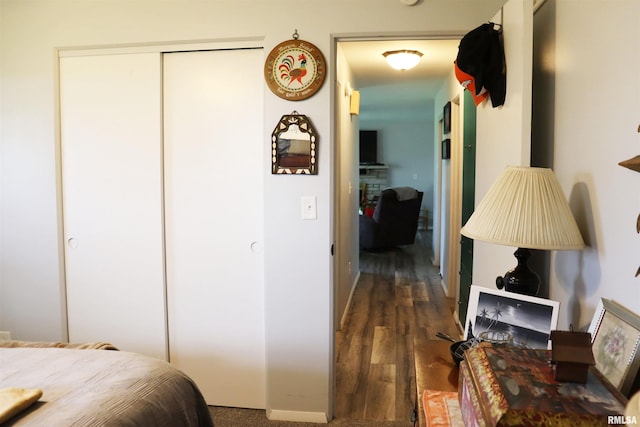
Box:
458;344;627;426
550;330;595;383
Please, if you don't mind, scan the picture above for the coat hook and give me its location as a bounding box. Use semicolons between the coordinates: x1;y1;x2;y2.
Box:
490;7;504;33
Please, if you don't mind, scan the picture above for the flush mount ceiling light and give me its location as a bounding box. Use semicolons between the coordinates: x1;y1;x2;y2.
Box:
383;50;423;71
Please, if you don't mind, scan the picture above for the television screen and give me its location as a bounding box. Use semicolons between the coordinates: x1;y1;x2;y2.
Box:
359;130;378;164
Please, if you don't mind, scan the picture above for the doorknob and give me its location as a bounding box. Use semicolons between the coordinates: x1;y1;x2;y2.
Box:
67;238;78;249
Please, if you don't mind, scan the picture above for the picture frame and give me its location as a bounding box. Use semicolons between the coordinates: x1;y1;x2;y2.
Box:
443;101;451;134
464;285;560;349
442;139;451;159
271;111;318;175
588;298;640;396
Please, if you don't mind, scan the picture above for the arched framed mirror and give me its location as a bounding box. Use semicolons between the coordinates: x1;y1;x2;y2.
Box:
271;112;318;175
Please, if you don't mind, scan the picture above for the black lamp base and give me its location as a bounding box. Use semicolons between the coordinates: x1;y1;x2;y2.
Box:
495;247;540;296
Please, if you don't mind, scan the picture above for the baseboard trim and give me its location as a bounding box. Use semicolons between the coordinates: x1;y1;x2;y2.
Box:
266;409;328;423
453;310;464;335
440;277;448;296
340;271;360;330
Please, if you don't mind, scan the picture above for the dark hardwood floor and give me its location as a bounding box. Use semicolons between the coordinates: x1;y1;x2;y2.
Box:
335;231;461;423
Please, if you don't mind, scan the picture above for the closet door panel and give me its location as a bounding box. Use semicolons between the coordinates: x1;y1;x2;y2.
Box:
60;53;166;360
163;49;265;408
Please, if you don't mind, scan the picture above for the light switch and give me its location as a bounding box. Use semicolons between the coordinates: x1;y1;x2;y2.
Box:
301;196;317;220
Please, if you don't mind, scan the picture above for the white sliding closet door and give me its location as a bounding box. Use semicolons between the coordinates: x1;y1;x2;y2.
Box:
61;53;167;360
163;49;265;408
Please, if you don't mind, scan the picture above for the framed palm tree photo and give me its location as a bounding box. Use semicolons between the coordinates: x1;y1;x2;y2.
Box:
464;285;560;349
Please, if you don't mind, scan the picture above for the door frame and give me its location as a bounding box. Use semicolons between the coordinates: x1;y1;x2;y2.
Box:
458;89;477;326
331;30;468;355
446;97;462;302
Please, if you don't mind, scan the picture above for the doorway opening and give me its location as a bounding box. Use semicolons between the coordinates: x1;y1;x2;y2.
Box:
333;35;468;422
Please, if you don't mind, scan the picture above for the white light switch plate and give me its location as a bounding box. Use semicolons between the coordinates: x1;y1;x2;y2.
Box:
301;196;317;220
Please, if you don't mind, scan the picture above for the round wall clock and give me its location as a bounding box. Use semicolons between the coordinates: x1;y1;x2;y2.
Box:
264;38;326;101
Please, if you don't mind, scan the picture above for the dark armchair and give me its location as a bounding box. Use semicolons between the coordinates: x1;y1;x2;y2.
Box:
359;187;424;251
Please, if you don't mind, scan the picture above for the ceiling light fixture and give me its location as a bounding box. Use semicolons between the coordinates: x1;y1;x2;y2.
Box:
383;50;423;71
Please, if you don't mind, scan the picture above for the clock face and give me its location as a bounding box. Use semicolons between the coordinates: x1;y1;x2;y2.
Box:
264;39;326;101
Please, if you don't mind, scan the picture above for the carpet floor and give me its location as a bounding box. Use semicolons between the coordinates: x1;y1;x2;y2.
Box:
209;406;414;427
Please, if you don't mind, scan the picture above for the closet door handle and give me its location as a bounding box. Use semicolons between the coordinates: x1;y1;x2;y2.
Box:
250;241;262;253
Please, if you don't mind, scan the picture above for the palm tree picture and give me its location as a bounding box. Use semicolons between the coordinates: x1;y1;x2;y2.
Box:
465;286;559;350
488;302;504;329
479;308;489;326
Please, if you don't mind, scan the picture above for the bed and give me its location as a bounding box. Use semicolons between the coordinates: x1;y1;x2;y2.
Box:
0;341;214;426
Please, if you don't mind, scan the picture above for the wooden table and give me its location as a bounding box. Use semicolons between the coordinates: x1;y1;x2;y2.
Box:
414;338;459;427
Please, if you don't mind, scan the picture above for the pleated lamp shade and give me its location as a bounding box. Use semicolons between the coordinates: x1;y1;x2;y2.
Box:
460;166;585;250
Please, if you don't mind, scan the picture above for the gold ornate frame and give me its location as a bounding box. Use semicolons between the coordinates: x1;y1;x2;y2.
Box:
271;112;318;175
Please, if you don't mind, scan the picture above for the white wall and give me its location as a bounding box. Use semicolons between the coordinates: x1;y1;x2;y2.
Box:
471;0;535;298
335;45;360;330
359;116;435;213
535;0;640;330
0;0;508;420
433;69;466;269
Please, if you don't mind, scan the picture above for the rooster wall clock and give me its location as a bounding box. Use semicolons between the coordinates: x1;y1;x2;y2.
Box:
265;31;326;101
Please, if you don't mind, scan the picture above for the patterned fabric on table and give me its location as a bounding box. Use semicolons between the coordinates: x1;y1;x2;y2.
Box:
462;344;628;426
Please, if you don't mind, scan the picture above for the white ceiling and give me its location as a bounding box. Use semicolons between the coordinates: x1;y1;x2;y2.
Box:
340;39;461;120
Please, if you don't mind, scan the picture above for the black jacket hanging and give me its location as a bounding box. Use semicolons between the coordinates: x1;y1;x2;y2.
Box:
454;22;506;108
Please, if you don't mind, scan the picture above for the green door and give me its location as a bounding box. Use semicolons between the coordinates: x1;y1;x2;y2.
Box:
458;89;476;326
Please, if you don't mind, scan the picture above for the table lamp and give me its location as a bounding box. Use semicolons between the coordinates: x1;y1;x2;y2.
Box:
460;166;585;296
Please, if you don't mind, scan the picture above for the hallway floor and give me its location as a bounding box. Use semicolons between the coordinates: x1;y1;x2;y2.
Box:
335;232;461;422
